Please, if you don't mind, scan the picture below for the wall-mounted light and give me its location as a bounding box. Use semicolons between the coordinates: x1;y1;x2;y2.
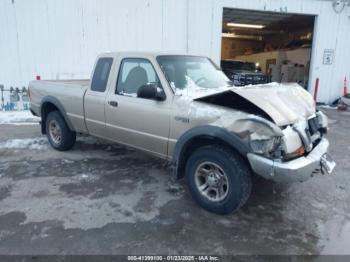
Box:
222;33;236;38
227;22;265;29
222;33;263;41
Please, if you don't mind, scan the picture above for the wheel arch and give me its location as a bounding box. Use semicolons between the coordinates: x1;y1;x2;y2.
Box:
40;96;74;134
173;125;251;179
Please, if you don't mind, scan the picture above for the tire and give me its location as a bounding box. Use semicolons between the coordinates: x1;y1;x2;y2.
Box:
185;145;252;214
45;111;76;151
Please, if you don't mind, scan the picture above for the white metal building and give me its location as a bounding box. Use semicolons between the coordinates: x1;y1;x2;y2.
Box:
0;0;349;104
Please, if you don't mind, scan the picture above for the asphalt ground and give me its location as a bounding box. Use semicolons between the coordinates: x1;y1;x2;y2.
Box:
0;108;349;256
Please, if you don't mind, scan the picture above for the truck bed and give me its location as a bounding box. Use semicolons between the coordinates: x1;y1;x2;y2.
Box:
29;79;90;133
39;79;90;86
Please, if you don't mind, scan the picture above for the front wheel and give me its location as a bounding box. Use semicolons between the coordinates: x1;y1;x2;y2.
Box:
185;145;252;214
46;111;76;151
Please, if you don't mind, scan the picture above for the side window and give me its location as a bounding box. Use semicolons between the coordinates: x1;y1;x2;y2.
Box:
91;57;113;92
116;58;161;97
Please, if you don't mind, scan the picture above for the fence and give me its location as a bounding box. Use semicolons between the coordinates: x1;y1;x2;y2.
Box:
0;85;30;111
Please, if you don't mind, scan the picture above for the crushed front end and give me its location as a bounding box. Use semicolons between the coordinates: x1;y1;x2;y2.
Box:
247;111;336;183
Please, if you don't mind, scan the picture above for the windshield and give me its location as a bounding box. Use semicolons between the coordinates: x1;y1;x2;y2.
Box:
157;56;232;90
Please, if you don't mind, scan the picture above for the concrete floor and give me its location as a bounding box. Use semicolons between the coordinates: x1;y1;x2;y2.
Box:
0;108;349;255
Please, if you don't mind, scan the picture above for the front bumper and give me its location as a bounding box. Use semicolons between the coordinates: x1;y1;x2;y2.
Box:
247;138;334;183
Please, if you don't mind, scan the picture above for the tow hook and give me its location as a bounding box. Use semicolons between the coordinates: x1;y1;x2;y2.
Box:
320;154;336;175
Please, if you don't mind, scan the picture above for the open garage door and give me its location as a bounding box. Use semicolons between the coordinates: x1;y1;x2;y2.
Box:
221;8;315;89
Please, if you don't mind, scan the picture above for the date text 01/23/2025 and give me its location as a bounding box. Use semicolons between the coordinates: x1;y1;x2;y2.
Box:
127;255;219;261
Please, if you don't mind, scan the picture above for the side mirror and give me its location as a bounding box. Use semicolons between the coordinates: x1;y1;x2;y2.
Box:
137;84;166;101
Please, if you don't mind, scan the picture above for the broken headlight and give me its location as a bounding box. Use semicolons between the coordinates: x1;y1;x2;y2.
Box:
249;137;282;156
231;116;284;157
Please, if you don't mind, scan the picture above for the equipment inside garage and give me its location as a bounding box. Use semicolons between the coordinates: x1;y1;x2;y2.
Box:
221;8;315;88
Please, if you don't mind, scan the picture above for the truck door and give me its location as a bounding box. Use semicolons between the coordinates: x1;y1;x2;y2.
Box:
104;57;171;158
84;57;113;137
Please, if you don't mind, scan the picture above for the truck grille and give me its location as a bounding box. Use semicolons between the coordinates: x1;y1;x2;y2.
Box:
292;120;313;152
293;116;323;153
308;116;322;135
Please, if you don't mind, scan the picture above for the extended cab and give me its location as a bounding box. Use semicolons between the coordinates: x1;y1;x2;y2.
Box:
29;52;335;214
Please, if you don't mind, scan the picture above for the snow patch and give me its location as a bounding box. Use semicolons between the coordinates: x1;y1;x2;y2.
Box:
319;105;338;110
0;136;113;151
0;111;40;125
0;138;48;150
76;173;99;182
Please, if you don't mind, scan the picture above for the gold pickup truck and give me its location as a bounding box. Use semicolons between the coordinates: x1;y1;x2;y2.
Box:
29;52;335;214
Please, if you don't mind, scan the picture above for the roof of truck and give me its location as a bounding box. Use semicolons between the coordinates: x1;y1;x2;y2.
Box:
98;51;206;57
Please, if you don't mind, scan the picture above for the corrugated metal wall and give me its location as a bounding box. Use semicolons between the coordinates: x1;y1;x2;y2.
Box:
0;0;349;103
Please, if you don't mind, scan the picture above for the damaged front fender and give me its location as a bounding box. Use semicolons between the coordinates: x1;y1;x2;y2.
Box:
172;124;253;179
212;112;284;157
232;116;283;138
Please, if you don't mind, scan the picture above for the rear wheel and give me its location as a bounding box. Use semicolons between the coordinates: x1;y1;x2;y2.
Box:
185;145;252;214
46;111;76;151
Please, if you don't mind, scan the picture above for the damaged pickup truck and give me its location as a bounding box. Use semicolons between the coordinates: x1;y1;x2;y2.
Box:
29;52;336;214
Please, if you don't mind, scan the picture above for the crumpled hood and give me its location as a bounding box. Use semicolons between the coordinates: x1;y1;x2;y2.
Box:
189;83;316;126
232;83;316;126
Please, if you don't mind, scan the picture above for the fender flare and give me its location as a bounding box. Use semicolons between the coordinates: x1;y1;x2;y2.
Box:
172;125;251;179
40;96;75;133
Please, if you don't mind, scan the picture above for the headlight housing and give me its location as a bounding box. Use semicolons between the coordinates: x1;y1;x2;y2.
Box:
249;137;282;156
229;116;284;157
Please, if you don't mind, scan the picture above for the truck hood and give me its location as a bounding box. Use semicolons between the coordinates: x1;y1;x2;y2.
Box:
189;83;316;126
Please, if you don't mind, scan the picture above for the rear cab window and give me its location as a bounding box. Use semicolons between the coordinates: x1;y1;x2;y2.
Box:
91;57;113;92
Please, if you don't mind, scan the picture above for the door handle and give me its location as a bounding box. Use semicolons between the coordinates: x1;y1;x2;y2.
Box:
108;101;118;107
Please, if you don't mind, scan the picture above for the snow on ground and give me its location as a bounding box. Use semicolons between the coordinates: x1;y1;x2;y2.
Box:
0;136;108;151
0;110;40;125
318;105;338;110
0;137;48;150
